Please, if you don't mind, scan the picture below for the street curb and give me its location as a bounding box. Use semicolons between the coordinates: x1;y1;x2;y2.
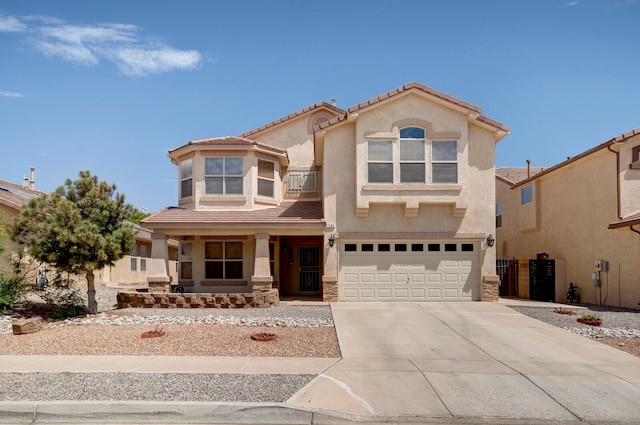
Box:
0;401;614;425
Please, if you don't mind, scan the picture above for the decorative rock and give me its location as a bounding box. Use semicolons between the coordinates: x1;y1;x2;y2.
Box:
251;332;277;341
12;317;43;335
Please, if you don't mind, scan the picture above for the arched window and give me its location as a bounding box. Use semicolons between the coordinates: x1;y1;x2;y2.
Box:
399;127;425;183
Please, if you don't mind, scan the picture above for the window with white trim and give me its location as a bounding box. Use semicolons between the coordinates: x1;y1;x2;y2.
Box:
180;158;193;198
257;160;275;197
400;127;425;183
130;244;138;271
368;140;393;183
140;245;147;272
366;127;457;184
205;241;243;280
432;140;457;183
205;157;243;195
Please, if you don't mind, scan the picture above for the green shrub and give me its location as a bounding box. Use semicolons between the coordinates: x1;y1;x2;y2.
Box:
0;273;27;309
581;313;600;322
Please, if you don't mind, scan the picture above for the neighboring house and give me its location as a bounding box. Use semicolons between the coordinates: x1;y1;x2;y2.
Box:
0;174;178;286
95;222;179;287
496;129;640;309
0;173;43;274
142;82;509;302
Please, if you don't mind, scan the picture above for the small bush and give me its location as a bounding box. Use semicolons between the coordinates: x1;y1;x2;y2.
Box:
0;273;27;309
581;313;600;322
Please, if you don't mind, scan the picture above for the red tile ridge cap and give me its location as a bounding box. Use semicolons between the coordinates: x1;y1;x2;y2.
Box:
240;101;345;138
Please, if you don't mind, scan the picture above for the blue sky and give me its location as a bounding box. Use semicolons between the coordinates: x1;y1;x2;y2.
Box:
1;0;638;212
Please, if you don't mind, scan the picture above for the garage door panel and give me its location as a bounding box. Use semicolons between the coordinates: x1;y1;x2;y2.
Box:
377;288;392;298
394;273;409;284
411;288;426;298
410;273;425;283
339;240;479;301
393;288;409;298
378;273;392;283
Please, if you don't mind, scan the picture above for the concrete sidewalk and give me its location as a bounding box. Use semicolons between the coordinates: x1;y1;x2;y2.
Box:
1;301;640;424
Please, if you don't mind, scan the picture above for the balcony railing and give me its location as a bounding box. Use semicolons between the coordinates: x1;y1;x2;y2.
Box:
287;171;316;193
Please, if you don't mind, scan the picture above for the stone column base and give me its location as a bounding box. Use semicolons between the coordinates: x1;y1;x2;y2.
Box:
482;275;500;302
322;275;338;302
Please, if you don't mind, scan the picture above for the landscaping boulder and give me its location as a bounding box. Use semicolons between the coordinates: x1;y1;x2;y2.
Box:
12;317;43;335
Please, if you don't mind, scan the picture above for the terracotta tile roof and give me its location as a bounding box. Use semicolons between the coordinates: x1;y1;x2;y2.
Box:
169;136;287;156
496;167;546;186
315;82;509;134
241;102;345;138
509;128;640;189
0;179;44;211
141;201;325;228
609;211;640;229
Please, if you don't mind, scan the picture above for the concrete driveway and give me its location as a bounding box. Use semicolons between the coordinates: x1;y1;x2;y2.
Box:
289;301;640;423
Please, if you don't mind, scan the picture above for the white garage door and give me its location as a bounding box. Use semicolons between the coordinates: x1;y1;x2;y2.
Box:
339;241;479;301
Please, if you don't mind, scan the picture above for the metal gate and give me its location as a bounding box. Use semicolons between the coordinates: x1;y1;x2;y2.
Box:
497;257;518;297
298;246;320;293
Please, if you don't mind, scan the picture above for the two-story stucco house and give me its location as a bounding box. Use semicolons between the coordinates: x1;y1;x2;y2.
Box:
141;83;509;304
496;129;640;309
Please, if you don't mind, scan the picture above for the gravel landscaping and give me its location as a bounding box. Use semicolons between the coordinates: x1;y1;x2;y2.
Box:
507;304;640;357
0;301;638;402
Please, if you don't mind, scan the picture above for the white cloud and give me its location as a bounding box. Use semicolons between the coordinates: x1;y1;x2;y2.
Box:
114;47;202;76
0;14;203;77
566;1;579;5
0;91;24;98
0;14;27;32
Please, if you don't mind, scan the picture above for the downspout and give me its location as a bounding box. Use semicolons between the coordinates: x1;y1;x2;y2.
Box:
606;144;622;220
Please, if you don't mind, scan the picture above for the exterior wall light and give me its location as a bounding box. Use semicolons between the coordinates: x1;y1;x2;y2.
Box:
487;234;495;247
328;234;335;248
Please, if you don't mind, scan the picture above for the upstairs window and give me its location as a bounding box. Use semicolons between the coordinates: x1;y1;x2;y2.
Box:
367;127;457;184
521;185;533;205
205;157;243;195
180;158;193;198
257;160;275;197
400;127;425;183
432;141;457;183
368;140;393;183
496;202;503;228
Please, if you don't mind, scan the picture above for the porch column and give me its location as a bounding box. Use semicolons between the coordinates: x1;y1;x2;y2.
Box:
251;233;273;292
147;232;172;292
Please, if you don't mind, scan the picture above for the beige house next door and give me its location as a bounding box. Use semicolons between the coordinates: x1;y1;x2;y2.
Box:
339;240;480;301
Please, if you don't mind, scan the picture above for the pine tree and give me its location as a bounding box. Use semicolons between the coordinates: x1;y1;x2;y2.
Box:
11;171;135;314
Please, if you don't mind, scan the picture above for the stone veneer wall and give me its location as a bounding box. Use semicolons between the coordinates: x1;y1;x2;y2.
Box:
117;289;280;309
482;276;499;302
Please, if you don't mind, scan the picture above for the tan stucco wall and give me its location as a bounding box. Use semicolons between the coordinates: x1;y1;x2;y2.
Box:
618;134;640;217
496;148;640;309
250;109;337;169
322;92;499;286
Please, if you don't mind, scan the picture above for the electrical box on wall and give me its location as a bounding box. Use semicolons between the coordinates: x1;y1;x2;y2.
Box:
594;260;601;271
602;260;609;271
